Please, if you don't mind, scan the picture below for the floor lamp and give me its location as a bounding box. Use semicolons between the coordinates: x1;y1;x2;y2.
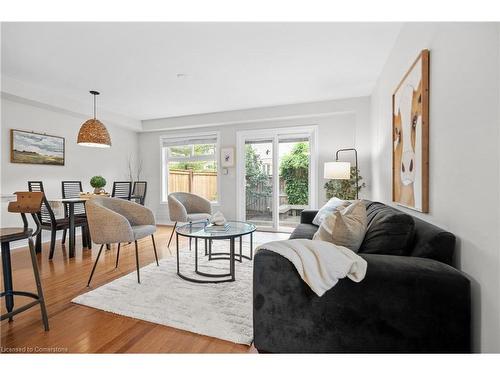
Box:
323;148;359;199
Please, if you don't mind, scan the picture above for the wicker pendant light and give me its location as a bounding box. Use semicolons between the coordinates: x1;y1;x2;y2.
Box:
77;91;111;148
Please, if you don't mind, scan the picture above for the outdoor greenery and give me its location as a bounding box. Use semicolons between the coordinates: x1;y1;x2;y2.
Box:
167;144;217;172
324;167;366;200
245;145;272;204
169;161;216;171
279;142;309;205
168;144;215;158
90;175;106;189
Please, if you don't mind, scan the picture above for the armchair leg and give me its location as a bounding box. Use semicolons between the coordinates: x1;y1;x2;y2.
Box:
167;222;177;248
87;244;104;287
134;240;141;284
151;235;159;266
115;243;121;268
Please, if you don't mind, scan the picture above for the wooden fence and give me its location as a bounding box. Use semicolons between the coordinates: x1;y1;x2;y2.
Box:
169;169;217;201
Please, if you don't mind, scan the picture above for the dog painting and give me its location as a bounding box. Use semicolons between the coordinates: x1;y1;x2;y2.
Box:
392;50;429;213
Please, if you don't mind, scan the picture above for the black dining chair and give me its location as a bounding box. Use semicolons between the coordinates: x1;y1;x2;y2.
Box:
131;181;147;205
111;181;132;200
28;181;89;259
61;181;87;244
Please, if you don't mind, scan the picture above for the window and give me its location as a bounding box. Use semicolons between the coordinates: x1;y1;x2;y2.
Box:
162;134;219;203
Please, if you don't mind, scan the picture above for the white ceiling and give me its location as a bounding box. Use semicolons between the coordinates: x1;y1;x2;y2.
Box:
1;22;401;121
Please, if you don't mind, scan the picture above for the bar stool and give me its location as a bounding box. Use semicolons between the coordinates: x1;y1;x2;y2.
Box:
1;191;49;331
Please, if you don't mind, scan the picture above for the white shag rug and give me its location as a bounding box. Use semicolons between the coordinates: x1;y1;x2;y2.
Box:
72;234;285;345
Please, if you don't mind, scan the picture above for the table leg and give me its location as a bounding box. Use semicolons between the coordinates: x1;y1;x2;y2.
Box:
230;237;235;281
250;232;253;260
1;242;14;321
87;228;92;249
195;238;198;273
176;233;180;274
239;236;243;262
69;203;75;258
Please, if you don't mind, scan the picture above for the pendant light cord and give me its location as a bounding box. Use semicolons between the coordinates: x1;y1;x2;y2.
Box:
93;93;96;119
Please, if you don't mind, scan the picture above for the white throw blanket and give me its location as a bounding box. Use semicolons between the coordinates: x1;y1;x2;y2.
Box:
256;239;367;297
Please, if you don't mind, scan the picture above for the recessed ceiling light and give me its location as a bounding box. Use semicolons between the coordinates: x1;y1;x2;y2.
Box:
176;73;187;79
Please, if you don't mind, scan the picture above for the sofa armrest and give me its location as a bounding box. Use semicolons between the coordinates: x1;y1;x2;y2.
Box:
300;209;318;224
253;250;471;353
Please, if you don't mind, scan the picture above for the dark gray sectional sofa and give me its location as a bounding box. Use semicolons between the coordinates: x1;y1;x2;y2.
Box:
253;200;471;353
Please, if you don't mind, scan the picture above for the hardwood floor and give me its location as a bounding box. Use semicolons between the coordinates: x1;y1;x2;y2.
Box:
0;226;250;353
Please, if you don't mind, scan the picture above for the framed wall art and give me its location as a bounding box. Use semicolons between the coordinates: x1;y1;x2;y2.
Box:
392;49;429;213
221;147;235;167
10;129;65;166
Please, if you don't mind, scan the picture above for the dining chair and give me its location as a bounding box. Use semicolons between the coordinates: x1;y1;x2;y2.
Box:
28;181;89;259
111;181;132;200
1;192;49;330
167;192;212;248
61;181;87;245
131;181;147;205
85;197;159;286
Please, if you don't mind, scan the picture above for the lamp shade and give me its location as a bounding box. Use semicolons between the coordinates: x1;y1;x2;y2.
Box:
324;161;351;179
77;119;111;148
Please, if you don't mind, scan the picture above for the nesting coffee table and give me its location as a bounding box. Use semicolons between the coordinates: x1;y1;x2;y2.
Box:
175;221;256;283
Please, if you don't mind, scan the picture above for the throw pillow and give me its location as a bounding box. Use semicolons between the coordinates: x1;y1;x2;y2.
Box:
312;197;350;226
313;200;367;252
358;201;415;256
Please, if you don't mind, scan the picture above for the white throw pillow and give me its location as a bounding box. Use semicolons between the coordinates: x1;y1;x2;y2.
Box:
312;197;350;226
312;200;367;252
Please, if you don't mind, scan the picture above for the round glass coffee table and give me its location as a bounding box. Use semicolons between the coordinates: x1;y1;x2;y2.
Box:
175;221;256;283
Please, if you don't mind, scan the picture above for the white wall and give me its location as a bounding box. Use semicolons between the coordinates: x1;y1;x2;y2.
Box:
1;95;139;246
370;22;500;352
139;97;371;224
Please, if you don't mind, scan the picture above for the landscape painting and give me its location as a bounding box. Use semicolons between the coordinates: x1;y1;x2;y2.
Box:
11;129;65;166
392;49;429;213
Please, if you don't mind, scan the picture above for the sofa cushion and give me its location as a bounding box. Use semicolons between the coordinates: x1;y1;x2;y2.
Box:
289;223;318;240
358;201;415;256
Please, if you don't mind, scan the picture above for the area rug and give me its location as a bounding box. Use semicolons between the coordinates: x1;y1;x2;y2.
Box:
72;235;281;345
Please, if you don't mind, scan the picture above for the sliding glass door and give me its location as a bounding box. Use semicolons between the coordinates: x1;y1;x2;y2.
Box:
278;137;310;230
237;126;317;232
244;139;274;229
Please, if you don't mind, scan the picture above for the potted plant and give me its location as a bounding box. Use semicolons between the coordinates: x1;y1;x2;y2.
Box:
324;167;366;200
90;176;107;194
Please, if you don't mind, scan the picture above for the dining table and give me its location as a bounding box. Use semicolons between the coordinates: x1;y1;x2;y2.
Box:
36;197;89;258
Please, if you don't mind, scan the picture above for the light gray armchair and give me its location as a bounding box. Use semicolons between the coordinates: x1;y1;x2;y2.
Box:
167;192;212;247
85;197;159;286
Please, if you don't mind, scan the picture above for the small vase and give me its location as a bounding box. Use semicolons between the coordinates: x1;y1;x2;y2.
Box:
93;187;102;194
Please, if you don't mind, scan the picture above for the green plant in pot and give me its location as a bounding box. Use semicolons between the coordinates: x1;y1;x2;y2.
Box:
90;176;107;194
324;167;366;200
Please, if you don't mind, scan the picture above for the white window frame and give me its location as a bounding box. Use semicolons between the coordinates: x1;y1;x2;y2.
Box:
160;131;221;205
236;125;318;231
